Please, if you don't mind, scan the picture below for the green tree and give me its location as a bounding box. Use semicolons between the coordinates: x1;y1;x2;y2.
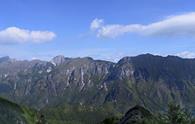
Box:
36;114;47;124
166;103;191;124
100;117;119;124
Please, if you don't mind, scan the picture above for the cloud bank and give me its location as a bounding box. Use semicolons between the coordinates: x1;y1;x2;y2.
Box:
176;51;195;59
91;12;195;38
0;27;56;44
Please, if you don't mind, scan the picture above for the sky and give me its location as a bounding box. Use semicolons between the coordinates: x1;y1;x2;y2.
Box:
1;0;195;61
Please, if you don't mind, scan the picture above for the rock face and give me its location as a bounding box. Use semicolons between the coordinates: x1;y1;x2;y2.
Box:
50;55;69;66
0;54;195;111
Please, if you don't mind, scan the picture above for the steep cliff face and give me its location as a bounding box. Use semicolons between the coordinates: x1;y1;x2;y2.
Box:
0;54;195;111
103;54;195;111
0;56;115;108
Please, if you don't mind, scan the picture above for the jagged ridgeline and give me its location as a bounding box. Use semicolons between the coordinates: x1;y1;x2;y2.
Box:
0;54;195;123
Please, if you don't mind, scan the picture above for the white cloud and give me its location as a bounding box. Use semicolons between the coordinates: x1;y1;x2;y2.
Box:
0;27;56;44
90;18;104;31
91;12;195;38
176;51;195;58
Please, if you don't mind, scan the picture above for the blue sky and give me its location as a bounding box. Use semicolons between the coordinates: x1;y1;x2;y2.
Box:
1;0;195;61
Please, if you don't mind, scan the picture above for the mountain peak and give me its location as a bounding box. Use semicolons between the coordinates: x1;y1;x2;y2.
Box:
51;55;70;65
79;57;93;61
0;56;10;63
117;54;156;63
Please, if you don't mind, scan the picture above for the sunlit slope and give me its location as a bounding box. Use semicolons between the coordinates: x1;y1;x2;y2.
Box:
0;97;37;124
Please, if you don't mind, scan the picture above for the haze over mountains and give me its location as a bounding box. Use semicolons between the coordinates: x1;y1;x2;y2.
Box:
0;54;195;113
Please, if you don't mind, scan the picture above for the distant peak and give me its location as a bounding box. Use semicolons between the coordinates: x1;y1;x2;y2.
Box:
118;56;132;63
135;53;159;58
51;55;70;65
82;57;93;61
0;56;10;63
0;56;10;59
53;55;65;58
166;55;181;59
51;55;69;65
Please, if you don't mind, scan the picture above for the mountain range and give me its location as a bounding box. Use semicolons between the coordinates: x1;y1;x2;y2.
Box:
0;54;195;123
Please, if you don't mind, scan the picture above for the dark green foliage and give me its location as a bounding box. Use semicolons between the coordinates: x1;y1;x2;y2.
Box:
101;104;195;124
166;103;192;124
141;103;193;124
100;117;119;124
42;103;121;124
36;114;47;124
0;97;38;124
0;97;195;124
143;104;195;124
